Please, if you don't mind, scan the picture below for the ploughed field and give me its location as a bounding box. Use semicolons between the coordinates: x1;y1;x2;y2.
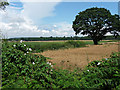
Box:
33;40;119;70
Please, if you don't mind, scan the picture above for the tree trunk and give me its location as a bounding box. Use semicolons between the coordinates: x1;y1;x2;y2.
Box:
93;39;98;45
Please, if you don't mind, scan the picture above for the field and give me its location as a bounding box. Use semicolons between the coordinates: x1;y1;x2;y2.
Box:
8;40;116;52
8;40;119;70
33;40;119;70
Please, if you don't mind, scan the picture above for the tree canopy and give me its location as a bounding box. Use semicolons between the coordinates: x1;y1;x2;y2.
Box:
0;0;9;10
72;7;120;45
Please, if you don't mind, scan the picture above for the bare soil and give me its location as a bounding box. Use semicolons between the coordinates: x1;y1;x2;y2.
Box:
35;42;119;70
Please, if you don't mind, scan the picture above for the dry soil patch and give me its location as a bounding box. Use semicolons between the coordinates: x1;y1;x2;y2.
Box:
35;42;119;70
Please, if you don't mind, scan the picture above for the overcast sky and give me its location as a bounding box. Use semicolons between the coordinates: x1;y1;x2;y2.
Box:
0;0;119;38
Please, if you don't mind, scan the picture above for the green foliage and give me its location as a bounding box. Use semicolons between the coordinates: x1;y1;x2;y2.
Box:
2;40;120;89
80;52;120;89
72;7;120;45
8;35;120;41
51;69;82;88
0;0;9;10
65;40;86;48
2;41;55;88
2;41;82;89
8;40;88;53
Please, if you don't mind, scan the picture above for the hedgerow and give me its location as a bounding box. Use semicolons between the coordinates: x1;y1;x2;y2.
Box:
80;52;120;89
2;40;120;89
2;40;81;89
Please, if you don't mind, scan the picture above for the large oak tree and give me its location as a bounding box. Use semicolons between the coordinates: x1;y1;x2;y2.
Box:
72;7;120;45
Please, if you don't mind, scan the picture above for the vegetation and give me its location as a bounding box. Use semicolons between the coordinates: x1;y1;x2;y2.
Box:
7;40;89;53
2;41;120;89
8;40;118;53
72;7;120;45
81;52;120;89
8;40;115;53
8;35;120;41
2;41;82;88
0;0;9;10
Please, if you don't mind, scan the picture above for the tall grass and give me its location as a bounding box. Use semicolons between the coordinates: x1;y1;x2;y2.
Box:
8;40;88;53
8;40;116;53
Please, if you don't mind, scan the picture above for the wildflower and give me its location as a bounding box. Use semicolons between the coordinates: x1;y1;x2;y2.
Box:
87;70;89;72
49;63;51;65
51;69;53;71
97;62;101;65
24;53;26;55
29;48;32;51
47;62;49;64
33;62;35;65
13;44;16;47
20;40;23;43
27;52;29;53
27;48;29;50
47;62;52;66
105;58;108;60
24;44;26;46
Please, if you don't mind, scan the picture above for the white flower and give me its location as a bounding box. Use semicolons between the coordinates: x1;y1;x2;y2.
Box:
105;58;108;60
24;44;26;46
87;70;89;72
97;62;101;65
29;48;32;51
13;45;16;47
49;63;51;65
33;62;35;65
27;52;29;53
24;53;26;55
51;69;53;71
47;62;49;64
51;65;53;67
27;48;29;50
20;40;23;43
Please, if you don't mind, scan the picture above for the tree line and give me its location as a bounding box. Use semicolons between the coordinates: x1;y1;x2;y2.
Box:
8;36;120;41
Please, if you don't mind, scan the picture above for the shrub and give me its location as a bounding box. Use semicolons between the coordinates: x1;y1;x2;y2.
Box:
2;40;82;89
80;52;120;89
65;40;86;48
2;41;55;88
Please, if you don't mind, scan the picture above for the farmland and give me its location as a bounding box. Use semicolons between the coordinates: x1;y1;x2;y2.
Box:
2;40;120;89
8;40;115;52
7;40;119;70
40;41;119;70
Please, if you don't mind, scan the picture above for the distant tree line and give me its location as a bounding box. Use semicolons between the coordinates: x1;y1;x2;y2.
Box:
8;36;120;41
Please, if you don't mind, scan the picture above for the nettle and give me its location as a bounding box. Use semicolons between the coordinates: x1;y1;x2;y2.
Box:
2;40;56;88
80;52;120;89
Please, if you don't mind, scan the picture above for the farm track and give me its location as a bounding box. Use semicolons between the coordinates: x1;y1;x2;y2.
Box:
34;42;119;70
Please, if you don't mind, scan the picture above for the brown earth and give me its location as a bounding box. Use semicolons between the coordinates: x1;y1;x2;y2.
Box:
34;42;119;70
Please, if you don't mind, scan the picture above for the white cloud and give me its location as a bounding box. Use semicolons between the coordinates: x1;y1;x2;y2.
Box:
0;0;83;38
0;10;76;38
20;1;62;24
53;24;57;28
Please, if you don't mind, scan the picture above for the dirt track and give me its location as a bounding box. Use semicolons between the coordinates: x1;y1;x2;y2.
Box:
36;42;119;70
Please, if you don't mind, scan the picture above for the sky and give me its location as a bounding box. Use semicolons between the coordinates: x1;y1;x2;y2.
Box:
0;0;120;38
